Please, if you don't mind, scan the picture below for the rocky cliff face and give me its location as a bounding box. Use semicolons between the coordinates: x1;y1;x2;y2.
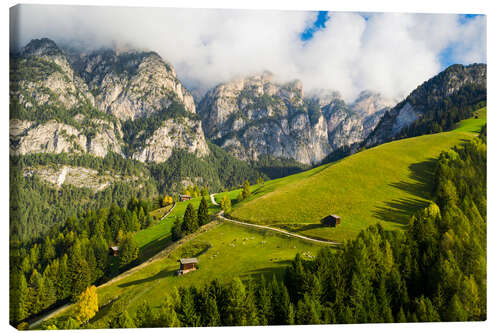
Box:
198;73;333;165
198;75;394;165
10;38;208;164
364;63;487;148
73;49;196;120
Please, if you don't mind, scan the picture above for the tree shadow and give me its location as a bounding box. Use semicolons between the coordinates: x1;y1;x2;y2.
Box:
243;260;292;280
372;158;438;226
118;268;178;288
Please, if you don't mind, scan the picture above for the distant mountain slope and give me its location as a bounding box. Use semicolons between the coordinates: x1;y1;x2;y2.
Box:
197;73;393;165
229;108;486;242
364;63;486;147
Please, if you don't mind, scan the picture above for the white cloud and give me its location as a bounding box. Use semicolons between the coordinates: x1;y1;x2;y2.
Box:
11;5;486;102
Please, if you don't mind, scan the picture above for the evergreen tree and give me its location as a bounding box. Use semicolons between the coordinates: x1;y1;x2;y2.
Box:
119;233;139;266
242;180;251;199
197;197;209;226
182;203;198;234
171;217;184;241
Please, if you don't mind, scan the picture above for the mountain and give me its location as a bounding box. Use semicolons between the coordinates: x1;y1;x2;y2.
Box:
364;63;486;147
197;73;393;165
10;38;209;164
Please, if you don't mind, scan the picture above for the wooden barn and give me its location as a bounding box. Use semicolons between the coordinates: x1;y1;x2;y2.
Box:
321;214;341;227
177;258;198;275
109;246;120;256
179;194;192;202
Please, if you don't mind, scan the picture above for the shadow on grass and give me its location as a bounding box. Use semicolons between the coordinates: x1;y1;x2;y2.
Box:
243;260;292;280
138;235;171;262
372;158;437;226
118;268;178;288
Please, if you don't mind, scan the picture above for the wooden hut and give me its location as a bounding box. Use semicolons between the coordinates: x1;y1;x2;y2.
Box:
109;246;120;256
179;194;192;202
177;258;198;275
321;214;341;227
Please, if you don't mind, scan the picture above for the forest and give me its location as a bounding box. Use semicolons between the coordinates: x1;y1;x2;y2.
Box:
9;197;156;326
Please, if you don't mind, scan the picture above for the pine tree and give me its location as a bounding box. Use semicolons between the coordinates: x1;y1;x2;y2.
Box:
119;233;139;266
158;293;181;327
197;197;209;226
10;271;29;323
255;275;272;325
178;287;200;327
182;203;198;234
171;217;184;241
242;180;251;199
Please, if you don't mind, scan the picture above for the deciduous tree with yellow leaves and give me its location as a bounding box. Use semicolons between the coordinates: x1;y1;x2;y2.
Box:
75;285;98;324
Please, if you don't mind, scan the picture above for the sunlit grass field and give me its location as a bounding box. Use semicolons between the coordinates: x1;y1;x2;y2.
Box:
229;108;486;242
57;222;325;326
134;198;220;261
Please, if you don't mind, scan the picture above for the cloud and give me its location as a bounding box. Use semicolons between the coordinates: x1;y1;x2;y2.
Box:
11;5;486;102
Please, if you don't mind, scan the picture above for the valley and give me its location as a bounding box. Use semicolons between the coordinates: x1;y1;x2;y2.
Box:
34;107;485;328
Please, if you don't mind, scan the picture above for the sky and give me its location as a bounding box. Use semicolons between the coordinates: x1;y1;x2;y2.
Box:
10;5;486;102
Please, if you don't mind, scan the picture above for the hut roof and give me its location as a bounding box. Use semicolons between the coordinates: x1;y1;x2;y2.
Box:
179;258;198;264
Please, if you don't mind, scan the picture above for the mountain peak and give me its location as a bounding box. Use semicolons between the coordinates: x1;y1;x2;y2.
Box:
21;38;62;57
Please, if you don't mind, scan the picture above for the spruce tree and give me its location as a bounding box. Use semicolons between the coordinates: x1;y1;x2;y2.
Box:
197;197;209;226
172;217;183;241
182;203;198;234
242;180;251;199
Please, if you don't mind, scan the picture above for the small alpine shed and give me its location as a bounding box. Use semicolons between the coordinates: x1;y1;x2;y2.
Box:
178;258;199;275
321;214;341;227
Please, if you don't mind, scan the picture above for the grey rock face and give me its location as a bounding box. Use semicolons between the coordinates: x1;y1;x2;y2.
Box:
74;50;196;120
10;38;208;164
364;63;487;148
10;119;122;157
198;73;333;165
132;118;209;163
198;74;394;165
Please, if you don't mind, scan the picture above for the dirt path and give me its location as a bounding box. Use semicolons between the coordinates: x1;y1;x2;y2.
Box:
160;202;176;220
217;212;341;246
210;193;219;206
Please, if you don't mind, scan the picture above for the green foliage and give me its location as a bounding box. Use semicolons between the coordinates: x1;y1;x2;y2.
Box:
242;180;251;199
197;197;209;226
182;203;199;234
119;234;139;266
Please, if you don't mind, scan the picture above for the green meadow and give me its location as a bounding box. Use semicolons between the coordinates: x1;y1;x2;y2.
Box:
134;198;221;261
229;108;486;242
65;222;325;326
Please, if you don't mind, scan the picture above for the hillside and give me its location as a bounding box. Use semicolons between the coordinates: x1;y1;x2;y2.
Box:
229;108;486;242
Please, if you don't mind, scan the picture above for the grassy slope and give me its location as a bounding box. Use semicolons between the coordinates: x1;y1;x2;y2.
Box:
87;223;323;325
134;198;220;261
229;108;486;242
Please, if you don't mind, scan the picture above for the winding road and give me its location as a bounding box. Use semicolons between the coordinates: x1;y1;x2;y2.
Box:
216;211;341;246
